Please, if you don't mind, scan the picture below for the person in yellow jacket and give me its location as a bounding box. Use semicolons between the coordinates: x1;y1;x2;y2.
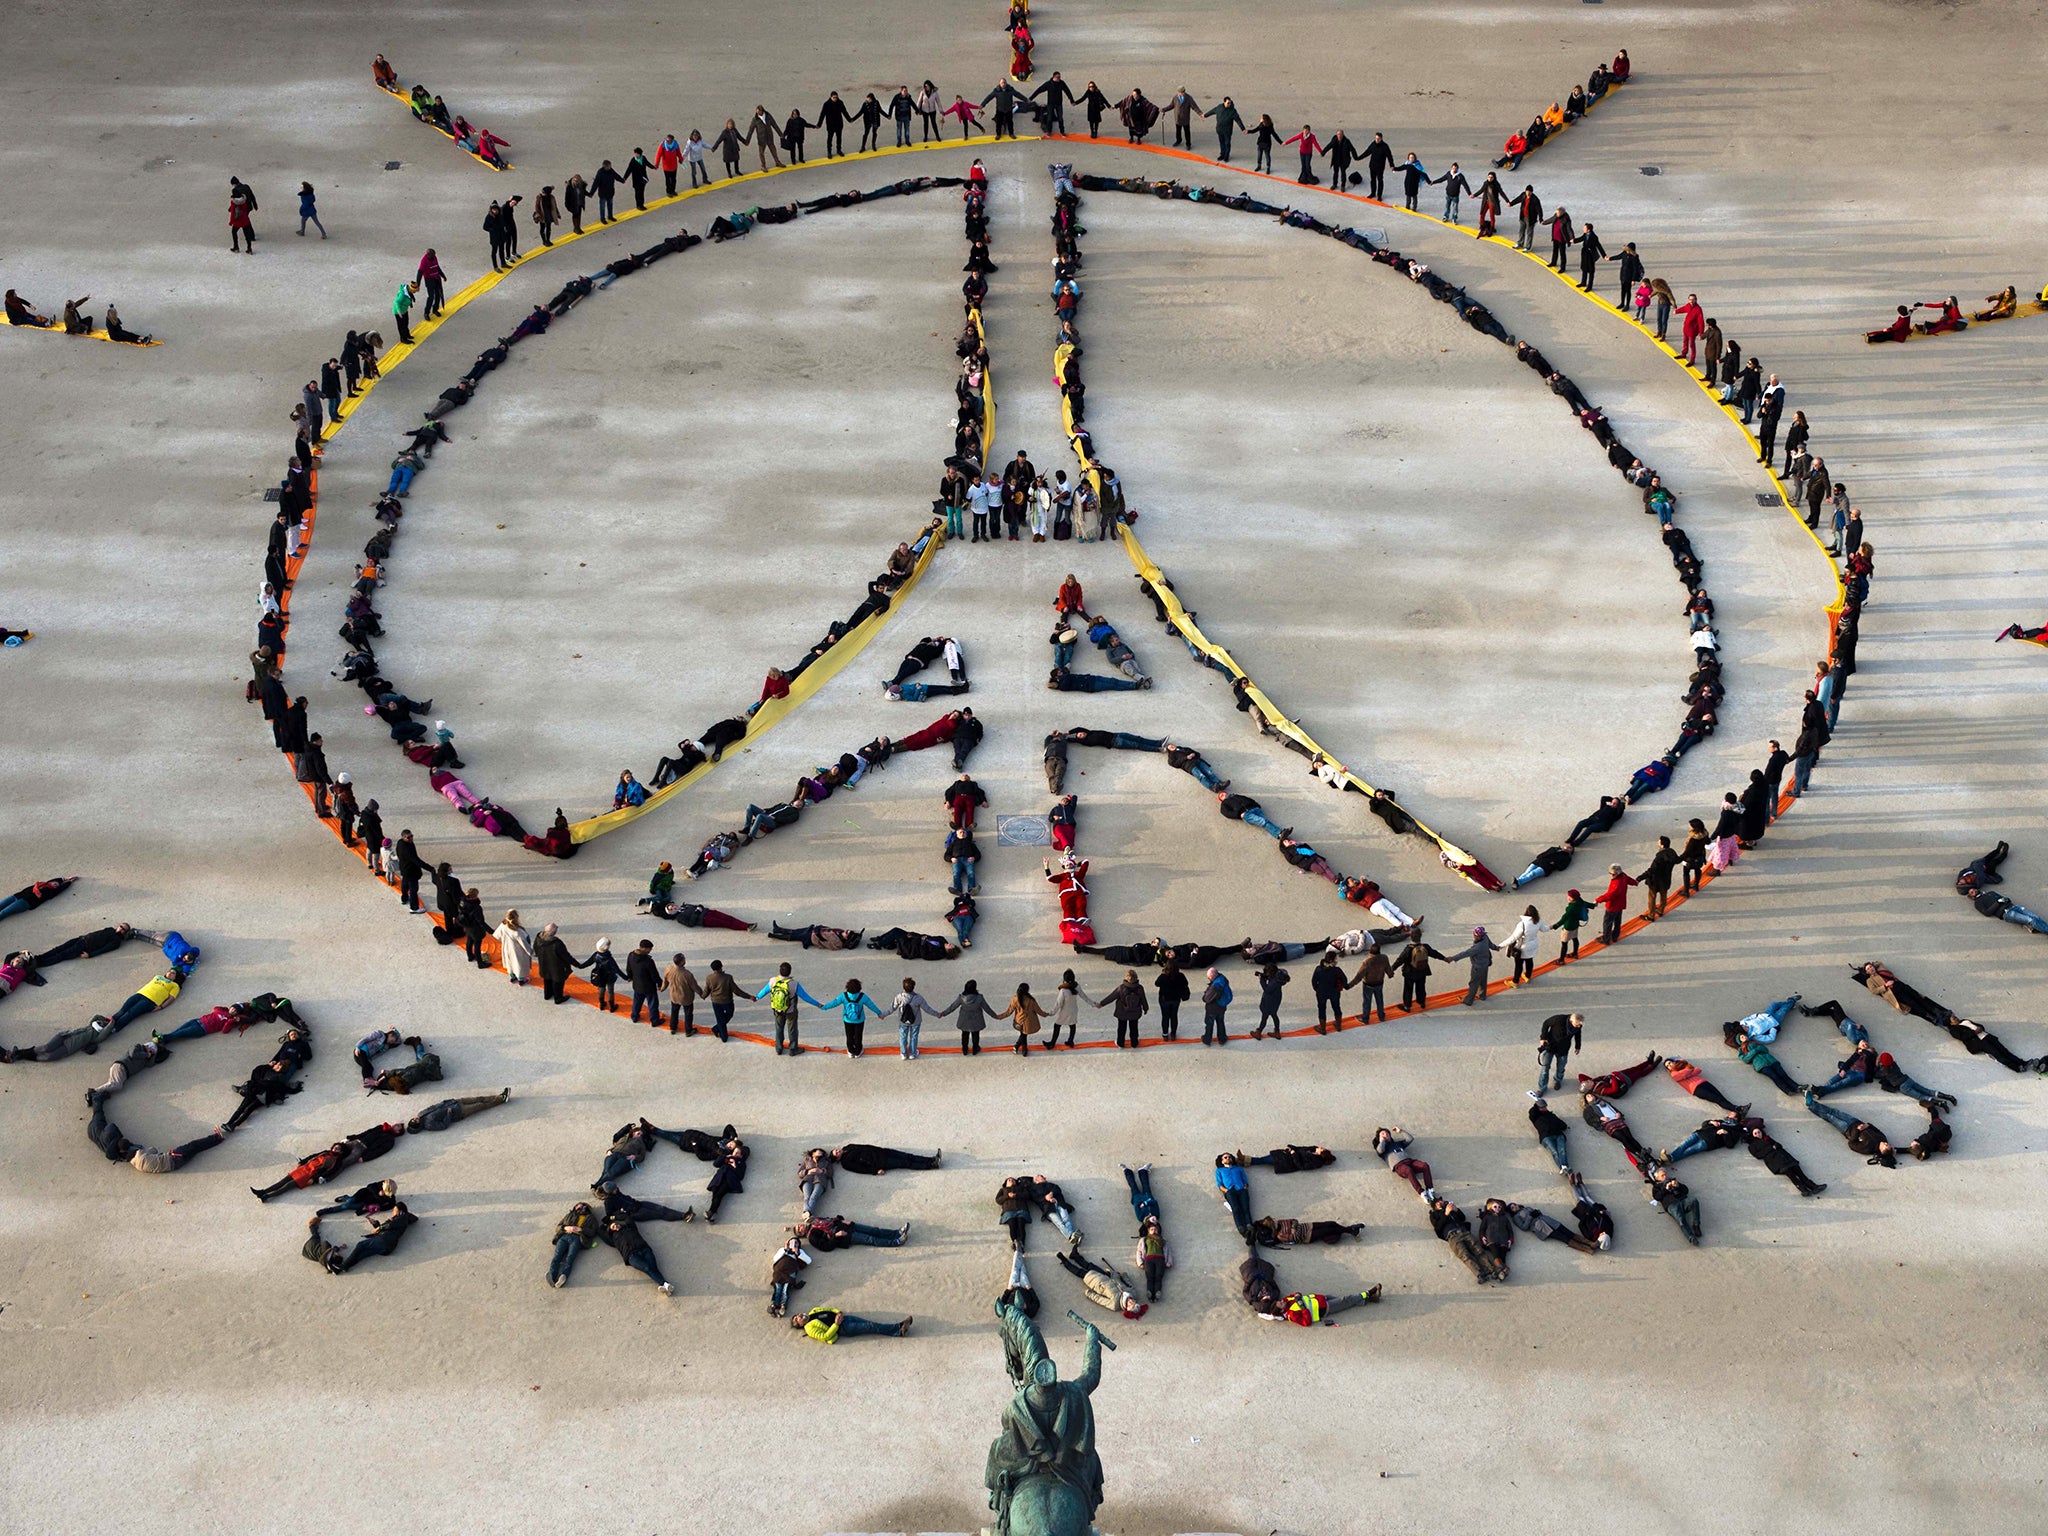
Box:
789;1306;912;1341
111;966;187;1030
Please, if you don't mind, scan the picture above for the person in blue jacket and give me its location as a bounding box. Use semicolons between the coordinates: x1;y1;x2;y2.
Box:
815;978;886;1056
1201;967;1233;1045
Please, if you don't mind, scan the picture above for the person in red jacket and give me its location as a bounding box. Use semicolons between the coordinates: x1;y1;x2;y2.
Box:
655;133;682;197
1611;49;1631;82
1866;304;1912;344
1676;293;1706;365
1284;124;1324;184
1596;864;1638;944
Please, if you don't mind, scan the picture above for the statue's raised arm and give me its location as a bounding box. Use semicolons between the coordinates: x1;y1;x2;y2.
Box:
1072;1323;1102;1396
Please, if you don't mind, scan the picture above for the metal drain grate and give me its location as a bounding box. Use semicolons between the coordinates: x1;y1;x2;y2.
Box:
384;161;402;171
262;487;282;502
1639;166;1661;176
1755;493;1780;507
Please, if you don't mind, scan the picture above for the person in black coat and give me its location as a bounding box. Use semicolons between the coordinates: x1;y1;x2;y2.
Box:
817;92;853;155
1615;241;1644;309
1363;132;1395;199
534;924;575;1003
1737;770;1773;847
1576;223;1607;290
591;160;624;222
1154;960;1190;1039
626;939;663;1023
393;830;424;911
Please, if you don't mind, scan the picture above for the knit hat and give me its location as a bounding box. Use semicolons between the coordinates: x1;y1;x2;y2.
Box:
1472;926;1486;937
1877;1052;1895;1067
337;772;351;784
595;937;611;951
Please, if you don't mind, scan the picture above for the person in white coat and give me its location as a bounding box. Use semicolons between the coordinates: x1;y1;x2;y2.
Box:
1501;905;1552;985
493;910;534;985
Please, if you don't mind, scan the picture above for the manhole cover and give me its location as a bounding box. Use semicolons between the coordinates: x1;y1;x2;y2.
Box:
1755;493;1780;506
384;160;403;171
262;486;282;502
1639;166;1662;176
996;815;1050;847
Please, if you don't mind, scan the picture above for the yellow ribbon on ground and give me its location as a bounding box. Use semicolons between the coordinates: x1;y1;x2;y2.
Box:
566;525;948;842
973;304;995;462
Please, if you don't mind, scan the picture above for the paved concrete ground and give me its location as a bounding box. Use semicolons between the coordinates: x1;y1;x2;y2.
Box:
3;3;2047;1533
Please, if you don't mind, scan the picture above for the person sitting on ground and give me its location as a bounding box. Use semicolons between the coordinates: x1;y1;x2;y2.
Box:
4;289;53;327
1914;295;1966;335
1869;302;1915;344
1973;286;2019;322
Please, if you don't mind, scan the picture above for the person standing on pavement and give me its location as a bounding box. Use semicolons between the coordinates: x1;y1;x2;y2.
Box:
1536;1011;1583;1094
392;278;418;344
1447;927;1500;1005
890;85;916;146
1614;241;1644;311
749;107;784;170
1596;865;1637;944
484;200;508;271
624;147;652;210
1431;161;1473;222
655;134;682;197
562;173;588;234
532;186;559;247
626;939;662;1026
1576;222;1606;290
297;182;326;239
1756;374;1787;464
417;249;446;319
1166;87;1201;149
1285;124;1323;184
229;176;257;252
1363;132;1395;199
592;159;623;221
1204;97;1246;162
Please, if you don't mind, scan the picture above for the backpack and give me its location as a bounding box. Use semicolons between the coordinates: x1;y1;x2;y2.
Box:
769;977;794;1011
900;998;918;1025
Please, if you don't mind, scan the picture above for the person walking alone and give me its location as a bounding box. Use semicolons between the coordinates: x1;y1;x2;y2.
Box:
297;182;327;239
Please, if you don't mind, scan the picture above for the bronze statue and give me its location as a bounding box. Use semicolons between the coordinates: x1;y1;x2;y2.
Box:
985;1299;1106;1536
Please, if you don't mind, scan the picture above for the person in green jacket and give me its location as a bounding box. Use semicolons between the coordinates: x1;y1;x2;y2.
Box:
1204;97;1248;162
1556;888;1593;960
392;278;419;344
